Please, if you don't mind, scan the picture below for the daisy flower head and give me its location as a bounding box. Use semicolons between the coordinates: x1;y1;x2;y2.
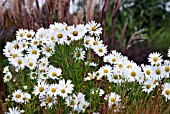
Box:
39;94;57;109
84;72;95;81
11;57;26;72
34;81;48;97
47;83;58;97
3;66;10;73
152;66;165;80
3;72;12;82
74;47;86;60
104;92;121;109
25;30;35;41
99;64;113;77
6;107;21;114
125;65;143;82
12;89;24;103
27;45;40;59
41;43;55;57
148;52;163;66
68;25;85;41
22;92;31;104
162;83;170;100
48;65;62;80
83;35;94;49
142;79;156;94
141;64;153;79
16;29;26;41
85;21;102;36
53;29;67;45
30;71;37;79
93;44;107;57
89;37;103;49
58;79;74;98
163;60;170;78
25;55;37;70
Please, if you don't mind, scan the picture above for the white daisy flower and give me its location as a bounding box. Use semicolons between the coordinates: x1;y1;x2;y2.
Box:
85;21;102;36
25;30;35;40
41;43;55;57
84;72;95;81
12;89;24;103
162;83;170;100
163;60;170;78
27;45;40;59
3;72;12;82
148;52;163;66
22;92;31;104
53;29;67;45
99;64;112;77
141;64;154;79
89;37;103;49
40;95;57;109
142;79;156;94
68;25;86;41
34;81;48;97
83;35;94;49
3;66;10;73
48;65;62;80
104;92;121;109
93;44;107;57
47;83;58;97
74;47;86;60
30;71;37;79
16;29;26;41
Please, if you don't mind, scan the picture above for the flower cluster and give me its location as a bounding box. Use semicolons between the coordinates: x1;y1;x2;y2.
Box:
2;20;170;113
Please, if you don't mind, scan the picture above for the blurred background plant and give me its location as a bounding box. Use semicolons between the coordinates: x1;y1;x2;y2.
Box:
0;0;170;113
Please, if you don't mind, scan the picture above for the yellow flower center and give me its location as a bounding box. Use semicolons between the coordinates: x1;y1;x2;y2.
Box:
32;50;37;55
145;70;150;75
104;69;108;73
51;88;56;93
52;72;57;76
146;84;151;89
85;40;90;44
90;75;93;80
29;62;33;66
23;97;27;100
110;98;115;102
127;65;132;69
12;54;18;58
45;97;53;104
93;41;98;45
165;89;170;95
114;75;118;79
119;64;123;68
73;31;78;36
153;80;157;84
57;33;63;38
92;26;97;31
153;57;158;62
27;33;32;38
112;58;116;62
76;52;81;57
51;36;55;41
22;43;26;47
155;70;161;75
20;33;23;37
46;47;51;52
82;104;87;109
39;86;44;92
6;75;11;79
165;66;170;72
61;89;66;94
70;100;75;106
33;41;37;45
98;49;103;53
131;71;136;77
16;94;21;98
18;60;22;65
14;44;19;49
